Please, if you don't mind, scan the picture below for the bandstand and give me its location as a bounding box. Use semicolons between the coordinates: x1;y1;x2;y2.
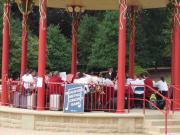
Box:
1;0;180;134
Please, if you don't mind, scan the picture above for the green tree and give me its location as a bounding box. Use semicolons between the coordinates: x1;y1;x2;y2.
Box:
46;25;71;71
9;18;38;77
135;8;171;68
78;15;99;71
89;11;119;70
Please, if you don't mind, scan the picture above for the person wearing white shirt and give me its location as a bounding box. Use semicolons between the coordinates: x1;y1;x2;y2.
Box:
130;78;144;95
73;73;92;93
154;76;168;97
104;78;114;86
130;76;144;108
22;70;35;95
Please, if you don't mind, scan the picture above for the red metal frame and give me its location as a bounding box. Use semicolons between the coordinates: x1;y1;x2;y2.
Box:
1;1;10;106
170;85;180;112
37;0;47;110
71;12;78;75
21;13;28;77
117;0;127;113
173;4;180;110
128;6;136;79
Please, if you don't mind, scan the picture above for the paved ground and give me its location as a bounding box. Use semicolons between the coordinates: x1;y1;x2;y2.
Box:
0;127;144;135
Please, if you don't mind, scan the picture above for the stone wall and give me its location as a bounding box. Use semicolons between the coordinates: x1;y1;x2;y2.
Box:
0;106;144;134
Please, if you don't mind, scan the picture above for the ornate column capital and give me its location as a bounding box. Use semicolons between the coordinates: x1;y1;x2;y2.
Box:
16;0;34;14
174;3;180;26
119;0;127;30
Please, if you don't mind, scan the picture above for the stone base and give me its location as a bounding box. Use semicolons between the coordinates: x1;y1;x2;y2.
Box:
0;106;144;134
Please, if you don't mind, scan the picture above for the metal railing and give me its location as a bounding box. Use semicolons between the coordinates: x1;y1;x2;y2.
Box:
6;81;117;112
4;80;179;134
127;84;171;135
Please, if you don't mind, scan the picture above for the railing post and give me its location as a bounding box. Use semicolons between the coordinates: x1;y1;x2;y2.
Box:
143;85;146;114
165;99;169;135
128;85;130;113
173;85;175;113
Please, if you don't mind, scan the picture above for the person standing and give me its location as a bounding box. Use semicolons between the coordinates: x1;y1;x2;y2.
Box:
144;73;153;99
22;69;34;95
106;67;116;81
155;76;168;97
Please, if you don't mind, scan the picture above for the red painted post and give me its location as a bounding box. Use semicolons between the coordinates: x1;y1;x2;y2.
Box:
1;1;10;105
20;13;28;77
128;7;135;79
173;4;180;110
116;0;127;113
71;12;78;75
37;0;47;111
171;9;175;85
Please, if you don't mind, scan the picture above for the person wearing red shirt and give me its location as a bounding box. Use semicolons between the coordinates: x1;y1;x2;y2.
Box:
144;73;153;99
47;71;64;95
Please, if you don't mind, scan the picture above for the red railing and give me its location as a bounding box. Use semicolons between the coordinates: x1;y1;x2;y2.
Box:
127;84;171;135
8;80;37;109
84;84;116;112
6;81;117;112
4;80;176;134
169;85;180;113
45;82;64;110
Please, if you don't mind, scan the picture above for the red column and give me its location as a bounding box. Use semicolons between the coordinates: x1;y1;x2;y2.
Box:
173;4;180;110
20;13;28;77
1;1;10;105
37;0;47;110
71;13;78;75
116;0;127;113
128;7;136;79
171;12;175;85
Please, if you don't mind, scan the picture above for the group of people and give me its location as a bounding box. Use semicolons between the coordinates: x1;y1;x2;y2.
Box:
21;69;65;95
126;73;168;97
20;68;168;102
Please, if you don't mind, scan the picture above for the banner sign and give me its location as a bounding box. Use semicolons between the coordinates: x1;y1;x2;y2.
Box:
64;84;85;113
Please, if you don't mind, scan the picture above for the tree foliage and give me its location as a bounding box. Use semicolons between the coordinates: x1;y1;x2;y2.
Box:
78;15;99;71
9;18;38;77
89;11;119;70
46;25;71;72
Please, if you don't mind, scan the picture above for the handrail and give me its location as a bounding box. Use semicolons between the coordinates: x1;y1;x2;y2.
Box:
127;84;170;135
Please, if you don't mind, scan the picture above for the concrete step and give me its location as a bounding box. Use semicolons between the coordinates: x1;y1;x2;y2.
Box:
145;114;173;119
0;127;145;135
172;114;180;119
145;119;180;126
146;131;180;135
145;131;163;135
144;113;180;135
154;125;180;133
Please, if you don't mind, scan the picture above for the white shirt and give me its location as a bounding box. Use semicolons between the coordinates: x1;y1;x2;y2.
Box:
22;74;34;89
104;78;114;86
73;77;91;93
126;78;133;85
154;80;168;92
130;79;144;94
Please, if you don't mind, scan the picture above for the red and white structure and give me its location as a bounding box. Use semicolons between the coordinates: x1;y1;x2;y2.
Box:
1;0;180;111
